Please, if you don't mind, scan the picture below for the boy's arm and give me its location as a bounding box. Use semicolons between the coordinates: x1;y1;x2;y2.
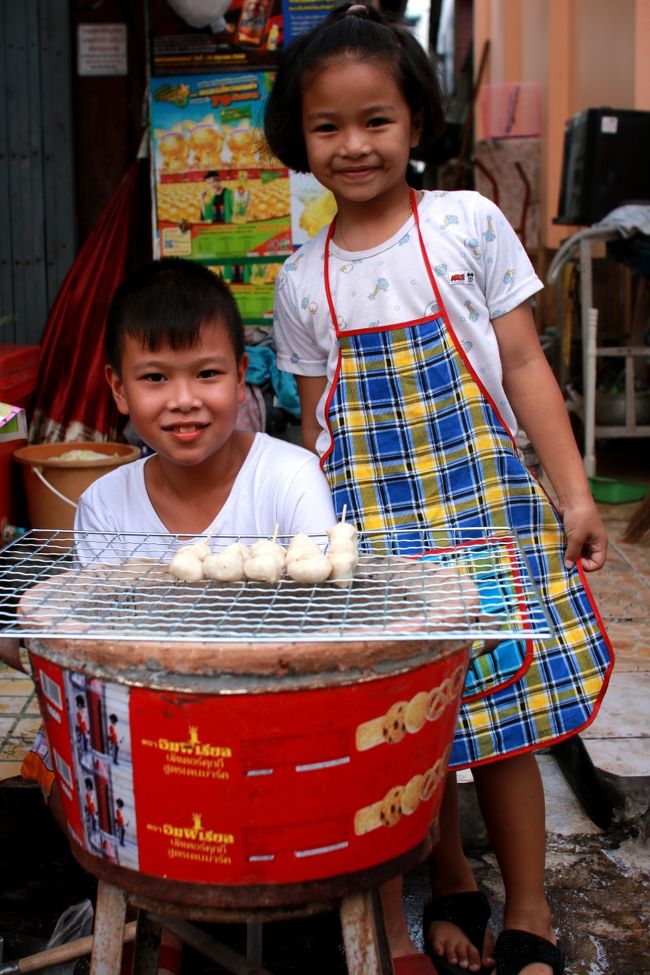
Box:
297;375;327;454
493;302;607;571
0;637;26;672
285;456;337;534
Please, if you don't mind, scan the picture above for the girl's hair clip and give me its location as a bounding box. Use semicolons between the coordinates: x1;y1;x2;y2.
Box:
346;3;370;16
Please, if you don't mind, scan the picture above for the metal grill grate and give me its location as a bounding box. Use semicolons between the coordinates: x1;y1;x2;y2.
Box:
0;528;553;644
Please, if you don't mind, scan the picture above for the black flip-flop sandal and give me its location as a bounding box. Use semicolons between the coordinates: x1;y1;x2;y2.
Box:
423;890;493;975
494;929;565;975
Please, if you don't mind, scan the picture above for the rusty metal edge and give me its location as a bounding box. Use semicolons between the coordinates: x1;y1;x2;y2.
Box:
69;832;434;915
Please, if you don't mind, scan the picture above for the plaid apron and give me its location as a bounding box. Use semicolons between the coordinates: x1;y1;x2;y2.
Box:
320;194;613;770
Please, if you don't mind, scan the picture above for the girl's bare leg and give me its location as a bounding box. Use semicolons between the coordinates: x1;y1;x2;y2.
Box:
473;753;556;975
380;876;420;957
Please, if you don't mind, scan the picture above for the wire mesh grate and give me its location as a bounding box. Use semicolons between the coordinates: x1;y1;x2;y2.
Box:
0;528;553;644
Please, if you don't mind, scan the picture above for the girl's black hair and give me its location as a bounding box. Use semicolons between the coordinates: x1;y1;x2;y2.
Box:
105;258;245;374
264;2;444;173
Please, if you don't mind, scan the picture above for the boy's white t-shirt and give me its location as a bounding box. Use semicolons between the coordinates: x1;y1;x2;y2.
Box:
74;432;336;562
273;190;543;454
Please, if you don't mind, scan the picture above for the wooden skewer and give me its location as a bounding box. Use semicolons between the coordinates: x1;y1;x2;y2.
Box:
340;504;347;524
271;522;280;544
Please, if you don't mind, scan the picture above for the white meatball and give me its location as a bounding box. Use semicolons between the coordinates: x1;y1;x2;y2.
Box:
287;533;322;563
327;537;358;555
244;553;284;584
203;547;245;582
328;551;358;587
169;551;205;582
177;541;211;561
249;539;286;569
287;531;318;552
327;523;358;544
226;542;250;560
286;553;332;585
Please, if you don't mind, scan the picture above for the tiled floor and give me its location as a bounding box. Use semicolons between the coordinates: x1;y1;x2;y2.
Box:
0;670;40;780
1;495;649;779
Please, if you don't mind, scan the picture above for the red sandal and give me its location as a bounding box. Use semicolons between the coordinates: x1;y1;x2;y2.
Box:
120;941;182;974
394;953;437;973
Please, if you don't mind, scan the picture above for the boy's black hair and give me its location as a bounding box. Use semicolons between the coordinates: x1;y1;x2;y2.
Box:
264;2;444;173
105;258;245;374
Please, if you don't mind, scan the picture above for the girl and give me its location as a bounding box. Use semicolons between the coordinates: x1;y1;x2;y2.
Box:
264;6;613;975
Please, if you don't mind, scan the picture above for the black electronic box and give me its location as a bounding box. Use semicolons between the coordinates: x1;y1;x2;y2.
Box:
555;107;650;226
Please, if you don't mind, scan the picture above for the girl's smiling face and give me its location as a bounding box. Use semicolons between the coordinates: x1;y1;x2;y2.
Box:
106;320;247;468
301;57;421;216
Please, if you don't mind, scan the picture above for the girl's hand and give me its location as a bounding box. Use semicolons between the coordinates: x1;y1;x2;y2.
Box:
560;496;608;571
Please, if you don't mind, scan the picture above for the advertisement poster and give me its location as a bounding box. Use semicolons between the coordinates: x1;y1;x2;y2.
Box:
289;172;337;248
149;0;335;74
280;0;336;45
150;71;291;323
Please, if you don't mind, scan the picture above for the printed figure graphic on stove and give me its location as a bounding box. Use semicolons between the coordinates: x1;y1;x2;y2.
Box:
75;694;89;754
108;713;122;765
115;798;127;846
84;777;98;835
265;6;613;975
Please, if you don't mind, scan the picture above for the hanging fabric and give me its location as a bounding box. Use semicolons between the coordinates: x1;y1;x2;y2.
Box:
29;160;151;444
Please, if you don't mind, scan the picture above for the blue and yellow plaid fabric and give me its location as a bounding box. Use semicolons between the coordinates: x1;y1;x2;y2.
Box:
322;316;613;771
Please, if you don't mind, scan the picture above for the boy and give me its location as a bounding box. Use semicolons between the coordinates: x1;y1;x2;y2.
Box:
77;257;336;544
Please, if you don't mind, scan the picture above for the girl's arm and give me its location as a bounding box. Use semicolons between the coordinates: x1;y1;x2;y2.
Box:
297;375;327;454
493;303;607;571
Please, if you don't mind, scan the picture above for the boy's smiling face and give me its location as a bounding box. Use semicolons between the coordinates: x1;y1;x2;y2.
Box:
106;319;247;468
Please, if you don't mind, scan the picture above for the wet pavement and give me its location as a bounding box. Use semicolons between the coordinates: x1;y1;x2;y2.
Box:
1;486;649;973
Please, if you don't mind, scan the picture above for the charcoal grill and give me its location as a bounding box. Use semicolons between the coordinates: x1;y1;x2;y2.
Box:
0;527;552;975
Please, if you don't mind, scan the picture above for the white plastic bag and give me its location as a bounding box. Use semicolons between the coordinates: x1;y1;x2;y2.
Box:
40;900;94;975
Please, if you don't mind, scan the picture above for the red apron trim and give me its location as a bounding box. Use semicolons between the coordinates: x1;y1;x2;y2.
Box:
321;346;343;469
410;189;518;451
461;640;534;704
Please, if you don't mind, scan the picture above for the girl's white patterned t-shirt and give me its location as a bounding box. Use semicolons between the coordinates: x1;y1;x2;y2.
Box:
273;190;543;454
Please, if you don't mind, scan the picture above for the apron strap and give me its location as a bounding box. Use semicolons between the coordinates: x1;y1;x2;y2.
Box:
324;221;339;334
